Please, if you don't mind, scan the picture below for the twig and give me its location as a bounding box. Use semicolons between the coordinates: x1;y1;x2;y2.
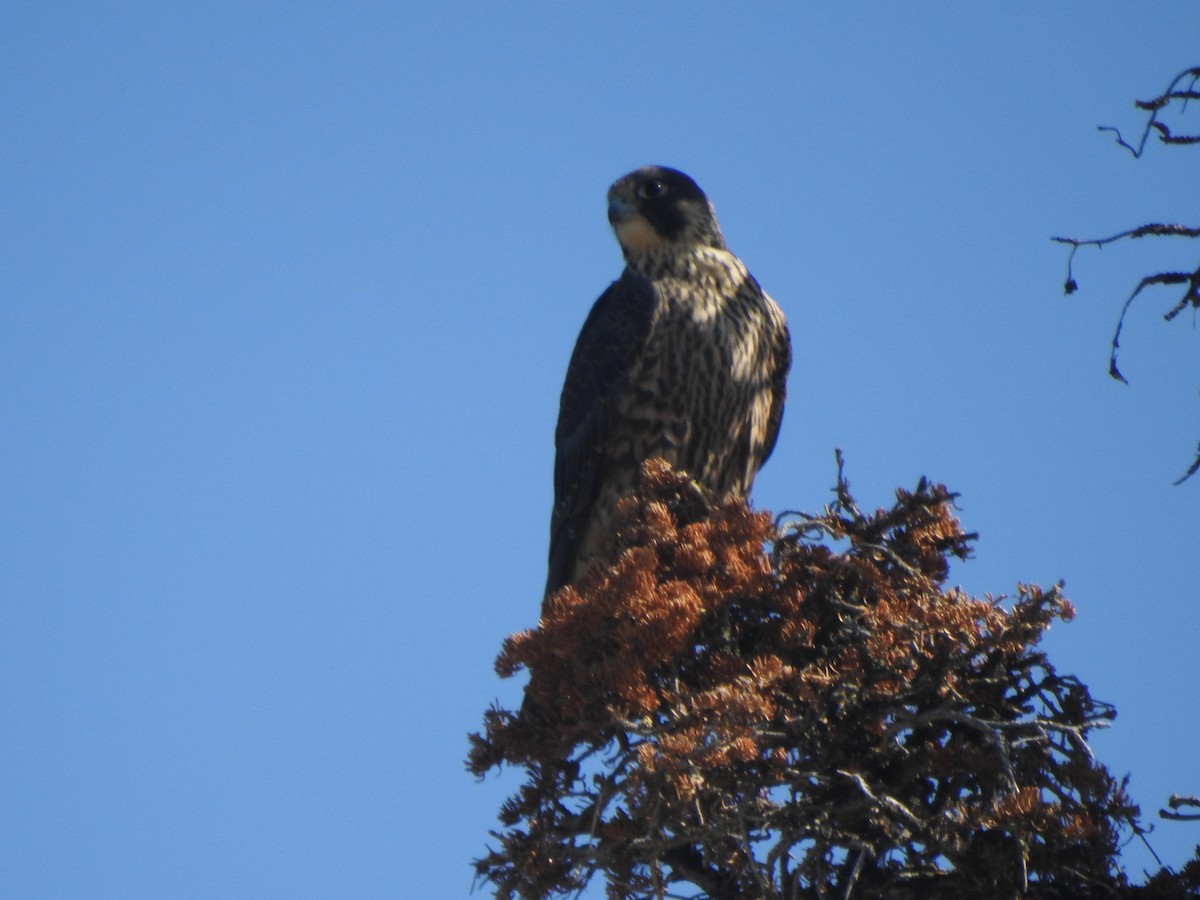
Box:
1160;793;1200;821
1098;66;1200;157
836;769;923;832
1050;223;1200;298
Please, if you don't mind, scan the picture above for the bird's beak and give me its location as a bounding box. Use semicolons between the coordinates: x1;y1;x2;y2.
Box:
607;195;636;225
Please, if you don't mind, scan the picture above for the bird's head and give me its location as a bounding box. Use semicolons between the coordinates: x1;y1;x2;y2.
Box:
607;166;727;262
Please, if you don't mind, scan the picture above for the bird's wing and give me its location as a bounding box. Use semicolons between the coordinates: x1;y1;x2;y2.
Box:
760;316;791;466
546;272;657;596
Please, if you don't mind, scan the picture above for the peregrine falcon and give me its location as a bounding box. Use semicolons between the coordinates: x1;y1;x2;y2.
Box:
546;166;791;596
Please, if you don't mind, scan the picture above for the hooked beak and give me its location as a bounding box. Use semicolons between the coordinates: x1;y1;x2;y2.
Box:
607;194;637;225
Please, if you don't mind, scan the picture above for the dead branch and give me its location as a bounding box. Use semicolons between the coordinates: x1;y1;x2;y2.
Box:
1098;66;1200;157
1160;794;1200;822
1054;66;1200;483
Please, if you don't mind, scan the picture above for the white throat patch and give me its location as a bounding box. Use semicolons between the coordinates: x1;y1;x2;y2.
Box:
613;216;664;256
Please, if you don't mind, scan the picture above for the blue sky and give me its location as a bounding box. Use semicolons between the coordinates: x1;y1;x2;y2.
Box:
3;3;1199;897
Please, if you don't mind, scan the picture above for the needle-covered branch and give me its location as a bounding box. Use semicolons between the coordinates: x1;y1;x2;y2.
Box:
469;460;1193;898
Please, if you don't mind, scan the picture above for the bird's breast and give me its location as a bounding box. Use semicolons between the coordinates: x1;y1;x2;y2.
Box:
609;276;778;488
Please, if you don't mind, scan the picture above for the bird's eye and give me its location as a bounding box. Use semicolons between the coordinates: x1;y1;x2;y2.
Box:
636;180;667;200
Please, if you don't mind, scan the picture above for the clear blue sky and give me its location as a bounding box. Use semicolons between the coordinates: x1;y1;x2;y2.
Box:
3;3;1198;896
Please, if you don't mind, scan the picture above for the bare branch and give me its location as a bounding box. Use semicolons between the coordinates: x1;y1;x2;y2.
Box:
1107;270;1198;383
1098;66;1200;157
1173;445;1200;486
1159;794;1200;822
1050;224;1200;298
1052;80;1200;483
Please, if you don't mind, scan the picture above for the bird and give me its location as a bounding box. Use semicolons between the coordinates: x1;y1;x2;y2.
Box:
545;165;791;597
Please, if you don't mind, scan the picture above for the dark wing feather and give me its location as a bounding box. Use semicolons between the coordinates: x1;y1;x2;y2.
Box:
759;319;791;466
546;272;657;596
